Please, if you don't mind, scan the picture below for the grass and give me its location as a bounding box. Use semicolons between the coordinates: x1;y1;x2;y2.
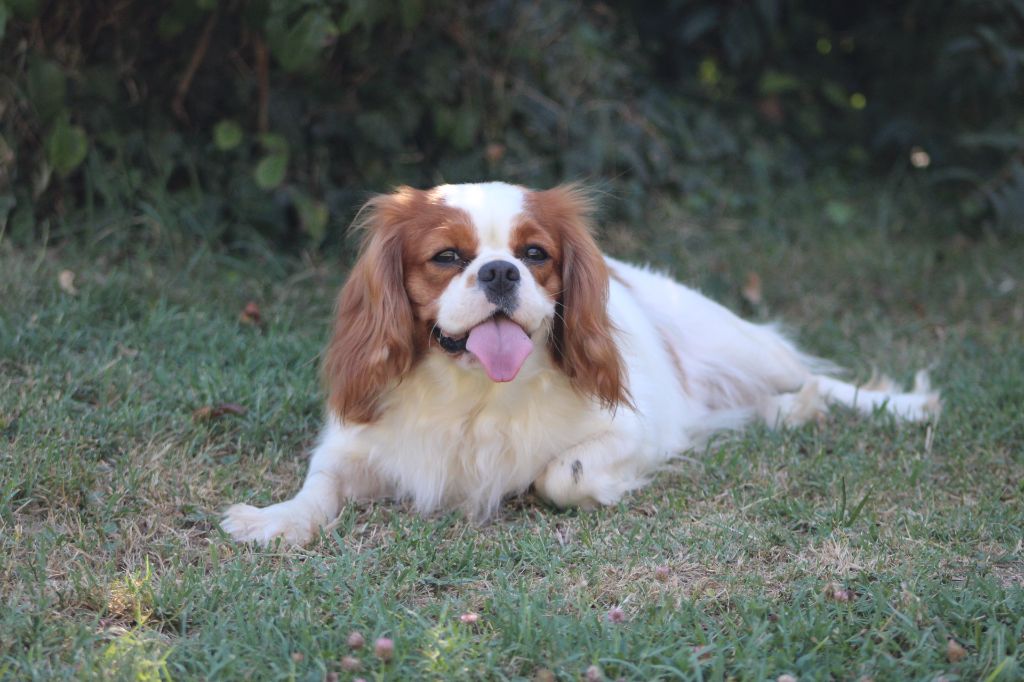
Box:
1;183;1023;681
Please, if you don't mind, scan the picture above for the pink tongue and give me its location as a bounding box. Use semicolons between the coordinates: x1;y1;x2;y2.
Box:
465;317;534;382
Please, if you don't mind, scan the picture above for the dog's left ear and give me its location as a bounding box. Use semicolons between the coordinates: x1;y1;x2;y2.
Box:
530;184;631;410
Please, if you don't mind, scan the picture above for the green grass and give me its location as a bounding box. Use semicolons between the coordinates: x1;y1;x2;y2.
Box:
1;185;1023;681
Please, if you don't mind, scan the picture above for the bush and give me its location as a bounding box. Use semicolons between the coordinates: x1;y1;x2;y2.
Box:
0;0;1021;248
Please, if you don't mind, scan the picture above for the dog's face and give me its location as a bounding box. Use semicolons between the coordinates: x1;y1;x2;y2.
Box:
412;183;568;384
324;182;629;423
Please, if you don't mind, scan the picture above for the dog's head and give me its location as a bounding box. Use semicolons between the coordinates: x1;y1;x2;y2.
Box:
324;182;629;423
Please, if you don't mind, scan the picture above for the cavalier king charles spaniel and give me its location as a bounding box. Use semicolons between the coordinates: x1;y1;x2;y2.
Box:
223;182;940;545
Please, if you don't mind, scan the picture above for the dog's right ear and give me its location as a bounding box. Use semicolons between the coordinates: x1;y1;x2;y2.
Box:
323;190;419;423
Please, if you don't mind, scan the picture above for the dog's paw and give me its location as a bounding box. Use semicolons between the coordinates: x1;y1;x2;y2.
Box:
888;391;942;422
221;501;318;546
765;380;828;427
888;370;942;422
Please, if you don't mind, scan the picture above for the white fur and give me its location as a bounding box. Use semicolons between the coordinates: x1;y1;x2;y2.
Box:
223;183;941;545
433;183;554;379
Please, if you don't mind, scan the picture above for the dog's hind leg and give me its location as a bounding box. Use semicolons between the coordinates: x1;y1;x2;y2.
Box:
759;371;941;426
814;371;941;422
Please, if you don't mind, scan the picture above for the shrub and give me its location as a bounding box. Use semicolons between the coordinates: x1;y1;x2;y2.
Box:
0;0;1021;248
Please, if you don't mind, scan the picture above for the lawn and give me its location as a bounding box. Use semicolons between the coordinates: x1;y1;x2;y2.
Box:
1;184;1022;681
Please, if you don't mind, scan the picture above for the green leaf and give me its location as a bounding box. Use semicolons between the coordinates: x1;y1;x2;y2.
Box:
158;12;187;40
8;0;38;20
398;0;423;30
258;133;288;154
698;57;720;87
824;200;853;226
254;152;287;190
0;194;16;232
290;189;329;241
8;202;35;241
267;8;337;72
0;133;12;166
758;70;802;95
0;4;9;42
45;118;88;177
338;0;372;34
27;59;67;125
820;80;849;109
450;105;480;151
213;120;243;151
958;131;1024;151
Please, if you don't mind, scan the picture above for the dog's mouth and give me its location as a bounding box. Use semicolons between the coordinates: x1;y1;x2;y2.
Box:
432;327;468;354
432;314;534;382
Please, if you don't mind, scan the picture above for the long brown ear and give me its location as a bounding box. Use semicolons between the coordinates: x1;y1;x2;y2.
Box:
323;191;417;423
533;185;631;410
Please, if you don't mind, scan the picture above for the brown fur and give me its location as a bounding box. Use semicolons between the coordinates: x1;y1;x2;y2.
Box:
323;187;473;423
510;218;562;297
327;183;631;422
657;324;689;395
525;185;632;410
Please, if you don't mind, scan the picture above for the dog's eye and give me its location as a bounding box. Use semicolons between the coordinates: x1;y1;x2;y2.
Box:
432;249;460;264
522;246;549;262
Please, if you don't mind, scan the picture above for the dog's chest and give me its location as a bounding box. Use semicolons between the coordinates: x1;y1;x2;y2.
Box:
359;357;605;513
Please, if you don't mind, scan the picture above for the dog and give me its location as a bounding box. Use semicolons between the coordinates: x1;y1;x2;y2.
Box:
223;182;939;545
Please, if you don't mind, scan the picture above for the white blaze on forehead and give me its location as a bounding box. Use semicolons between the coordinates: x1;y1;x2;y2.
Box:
434;182;525;249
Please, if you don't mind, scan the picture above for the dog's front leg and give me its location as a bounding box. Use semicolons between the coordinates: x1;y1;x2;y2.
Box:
532;431;648;510
222;418;385;546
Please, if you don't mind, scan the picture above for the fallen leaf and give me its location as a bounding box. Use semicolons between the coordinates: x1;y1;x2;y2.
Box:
825;582;854;603
239;301;263;326
116;344;140;358
691;645;713;661
58;270;78;295
605;606;626;623
485;143;506;163
946;638;967;663
192;403;248;421
741;271;763;306
757;95;785;124
374;637;393;661
532;669;556;682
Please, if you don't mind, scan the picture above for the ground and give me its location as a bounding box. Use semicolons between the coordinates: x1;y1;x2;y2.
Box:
1;184;1022;680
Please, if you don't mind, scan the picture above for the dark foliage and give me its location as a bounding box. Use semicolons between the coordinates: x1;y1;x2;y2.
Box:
1;0;1022;248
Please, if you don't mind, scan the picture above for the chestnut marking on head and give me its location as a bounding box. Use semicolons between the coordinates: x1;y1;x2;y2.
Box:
324;182;632;423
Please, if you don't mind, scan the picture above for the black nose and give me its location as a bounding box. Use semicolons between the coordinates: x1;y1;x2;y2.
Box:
478;260;520;303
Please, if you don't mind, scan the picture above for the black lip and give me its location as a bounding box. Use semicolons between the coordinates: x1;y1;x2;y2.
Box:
431;312;509;354
432;313;527;355
432;326;467;354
